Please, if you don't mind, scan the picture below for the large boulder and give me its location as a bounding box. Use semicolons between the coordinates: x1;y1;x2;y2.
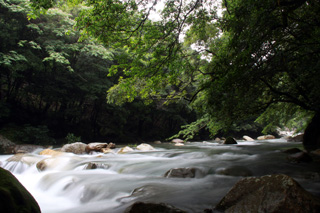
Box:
214;174;320;212
0;167;41;213
125;201;186;213
61;142;87;154
304;113;320;151
287;134;304;142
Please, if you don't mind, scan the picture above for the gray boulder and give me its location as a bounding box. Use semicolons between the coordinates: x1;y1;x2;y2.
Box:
214;174;320;212
61;142;87;154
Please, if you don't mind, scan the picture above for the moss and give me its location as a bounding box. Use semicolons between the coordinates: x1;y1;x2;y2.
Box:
0;168;41;213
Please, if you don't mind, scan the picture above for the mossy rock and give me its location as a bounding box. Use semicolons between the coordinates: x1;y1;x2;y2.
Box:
0;167;41;213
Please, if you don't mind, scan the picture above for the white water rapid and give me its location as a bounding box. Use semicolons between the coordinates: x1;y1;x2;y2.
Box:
1;139;320;212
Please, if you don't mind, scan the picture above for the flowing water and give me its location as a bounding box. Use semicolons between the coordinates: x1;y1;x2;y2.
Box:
1;139;320;213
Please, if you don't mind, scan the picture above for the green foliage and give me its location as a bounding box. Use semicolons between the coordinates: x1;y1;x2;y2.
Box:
65;133;81;144
1;124;55;144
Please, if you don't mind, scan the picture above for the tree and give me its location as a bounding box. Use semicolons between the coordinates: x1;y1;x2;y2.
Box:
30;0;320;149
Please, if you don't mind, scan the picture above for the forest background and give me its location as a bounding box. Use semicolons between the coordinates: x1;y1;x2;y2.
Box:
0;0;319;147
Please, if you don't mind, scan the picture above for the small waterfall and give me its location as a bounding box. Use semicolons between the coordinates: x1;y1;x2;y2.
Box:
1;139;319;212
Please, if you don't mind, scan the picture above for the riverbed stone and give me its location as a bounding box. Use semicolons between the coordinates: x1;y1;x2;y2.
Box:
118;146;134;154
214;174;320;212
0;167;41;213
257;135;276;140
85;142;109;153
172;138;184;143
243;135;254;141
6;153;42;166
61;142;87;154
287;134;304;142
125;201;186;213
136;143;155;151
40;148;63;156
223;137;237;144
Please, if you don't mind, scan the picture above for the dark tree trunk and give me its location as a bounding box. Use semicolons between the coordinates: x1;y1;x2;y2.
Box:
303;112;320;151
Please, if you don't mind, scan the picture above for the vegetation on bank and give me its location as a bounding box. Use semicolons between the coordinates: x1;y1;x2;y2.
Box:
1;0;319;147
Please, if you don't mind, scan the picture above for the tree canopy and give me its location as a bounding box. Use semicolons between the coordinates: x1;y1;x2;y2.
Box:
4;0;320;143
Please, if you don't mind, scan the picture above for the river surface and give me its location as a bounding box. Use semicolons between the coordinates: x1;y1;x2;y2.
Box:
1;139;320;212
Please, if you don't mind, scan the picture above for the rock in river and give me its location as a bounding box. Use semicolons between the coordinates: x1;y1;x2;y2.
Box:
0;167;41;213
214;174;320;212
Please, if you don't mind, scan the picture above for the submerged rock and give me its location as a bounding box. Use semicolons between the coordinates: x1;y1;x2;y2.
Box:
216;165;253;177
125;201;186;213
61;142;87;154
287;134;304;142
0;167;41;213
214;174;320;212
282;148;303;154
287;152;313;163
164;167;204;178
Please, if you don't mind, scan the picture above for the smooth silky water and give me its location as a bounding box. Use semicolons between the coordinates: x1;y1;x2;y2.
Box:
1;139;320;212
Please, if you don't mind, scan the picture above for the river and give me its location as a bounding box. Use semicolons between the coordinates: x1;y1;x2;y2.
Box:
0;139;320;212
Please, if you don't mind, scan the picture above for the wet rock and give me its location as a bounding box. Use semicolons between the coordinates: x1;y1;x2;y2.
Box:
216;166;253;177
0;167;41;213
287;152;313;163
36;157;65;171
154;140;162;144
243;135;254;141
125;201;186;213
118;146;134;154
172;138;184;143
282;148;303;154
14;144;44;154
107;142;116;149
257;135;276;140
136;143;155;151
214;174;320;213
61;142;87;154
85;142;109;153
84;162;110;170
40;149;63;156
287;134;304;142
223;137;237;144
174;143;184;146
164;167;204;178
